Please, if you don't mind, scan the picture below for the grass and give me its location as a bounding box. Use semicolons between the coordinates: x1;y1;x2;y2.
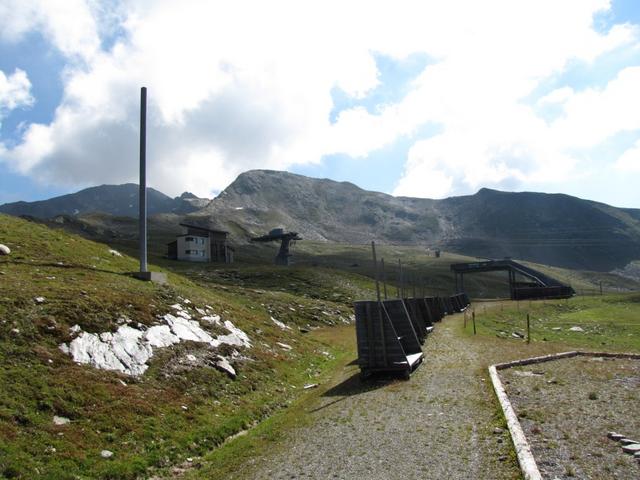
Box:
1;213;639;478
0;214;374;479
181;325;356;480
461;294;640;352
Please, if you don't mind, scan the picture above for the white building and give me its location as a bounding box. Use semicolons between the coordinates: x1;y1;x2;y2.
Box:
167;224;234;263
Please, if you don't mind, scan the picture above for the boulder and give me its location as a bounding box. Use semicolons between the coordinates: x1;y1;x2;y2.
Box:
622;444;640;454
53;416;70;425
215;356;236;378
0;244;10;255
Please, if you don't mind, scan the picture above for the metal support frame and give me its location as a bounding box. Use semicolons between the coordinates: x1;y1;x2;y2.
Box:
139;87;147;273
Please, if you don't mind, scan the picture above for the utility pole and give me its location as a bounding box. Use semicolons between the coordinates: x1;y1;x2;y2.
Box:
132;87;166;284
139;87;148;273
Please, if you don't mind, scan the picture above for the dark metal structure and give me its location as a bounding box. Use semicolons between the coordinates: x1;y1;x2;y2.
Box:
384;299;425;344
139;87;147;273
251;228;301;265
450;293;470;312
451;259;575;300
354;300;423;379
425;297;445;322
131;87;166;284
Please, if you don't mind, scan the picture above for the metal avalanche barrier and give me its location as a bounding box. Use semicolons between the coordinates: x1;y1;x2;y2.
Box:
353;242;473;379
355;300;423;379
392;298;427;344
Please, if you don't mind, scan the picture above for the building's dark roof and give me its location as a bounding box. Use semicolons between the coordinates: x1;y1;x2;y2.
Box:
180;223;229;235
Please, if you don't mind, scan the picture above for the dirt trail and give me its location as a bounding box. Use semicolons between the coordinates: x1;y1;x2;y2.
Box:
232;314;539;480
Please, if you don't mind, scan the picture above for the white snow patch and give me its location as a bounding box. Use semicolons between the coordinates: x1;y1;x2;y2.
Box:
276;342;292;351
61;310;250;376
108;249;122;257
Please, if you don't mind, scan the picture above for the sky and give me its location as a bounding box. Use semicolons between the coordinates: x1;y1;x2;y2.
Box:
0;0;639;208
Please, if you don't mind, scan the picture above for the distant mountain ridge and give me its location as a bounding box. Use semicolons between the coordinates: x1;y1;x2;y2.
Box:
0;184;210;218
2;170;639;271
203;170;640;271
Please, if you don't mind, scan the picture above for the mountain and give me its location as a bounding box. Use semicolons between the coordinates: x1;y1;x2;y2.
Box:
0;183;210;218
201;170;640;271
202;169;440;242
2;170;639;271
437;188;640;271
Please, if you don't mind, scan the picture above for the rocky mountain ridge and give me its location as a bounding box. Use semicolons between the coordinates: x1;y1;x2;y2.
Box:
2;170;640;271
0;183;210;218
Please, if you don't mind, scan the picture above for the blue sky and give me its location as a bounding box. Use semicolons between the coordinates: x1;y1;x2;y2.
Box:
1;1;640;207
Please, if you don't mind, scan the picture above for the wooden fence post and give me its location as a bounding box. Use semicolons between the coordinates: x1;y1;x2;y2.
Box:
472;310;476;335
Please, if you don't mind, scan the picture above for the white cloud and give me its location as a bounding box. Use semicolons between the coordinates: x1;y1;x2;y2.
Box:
0;68;34;121
0;0;100;61
0;0;639;200
615;139;640;172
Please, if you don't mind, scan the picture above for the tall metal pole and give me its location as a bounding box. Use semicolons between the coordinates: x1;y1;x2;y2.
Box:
371;241;381;303
139;87;148;273
381;258;388;300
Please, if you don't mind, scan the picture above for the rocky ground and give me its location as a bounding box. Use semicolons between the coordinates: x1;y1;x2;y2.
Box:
501;356;640;479
218;314;560;480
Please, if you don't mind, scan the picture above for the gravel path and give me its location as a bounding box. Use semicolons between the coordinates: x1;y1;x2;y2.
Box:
234;315;522;480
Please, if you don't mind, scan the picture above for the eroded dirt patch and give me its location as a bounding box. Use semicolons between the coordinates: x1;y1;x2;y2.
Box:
501;356;640;479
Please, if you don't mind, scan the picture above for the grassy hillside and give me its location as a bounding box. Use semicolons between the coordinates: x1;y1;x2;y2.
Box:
466;294;640;353
287;241;640;298
0;214;376;479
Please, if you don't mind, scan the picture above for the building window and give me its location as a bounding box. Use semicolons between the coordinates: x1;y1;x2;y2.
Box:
185;237;195;242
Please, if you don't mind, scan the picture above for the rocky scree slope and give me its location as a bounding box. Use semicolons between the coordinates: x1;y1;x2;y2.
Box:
202;170;640;271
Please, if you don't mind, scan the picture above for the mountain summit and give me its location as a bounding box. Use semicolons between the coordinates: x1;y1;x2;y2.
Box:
0;184;209;218
2;170;639;271
203;170;640;271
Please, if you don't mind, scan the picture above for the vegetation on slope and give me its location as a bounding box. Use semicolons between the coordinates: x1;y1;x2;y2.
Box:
0;214;375;479
464;294;640;352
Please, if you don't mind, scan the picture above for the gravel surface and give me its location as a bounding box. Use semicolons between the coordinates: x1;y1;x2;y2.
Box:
233;316;523;480
501;356;640;480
